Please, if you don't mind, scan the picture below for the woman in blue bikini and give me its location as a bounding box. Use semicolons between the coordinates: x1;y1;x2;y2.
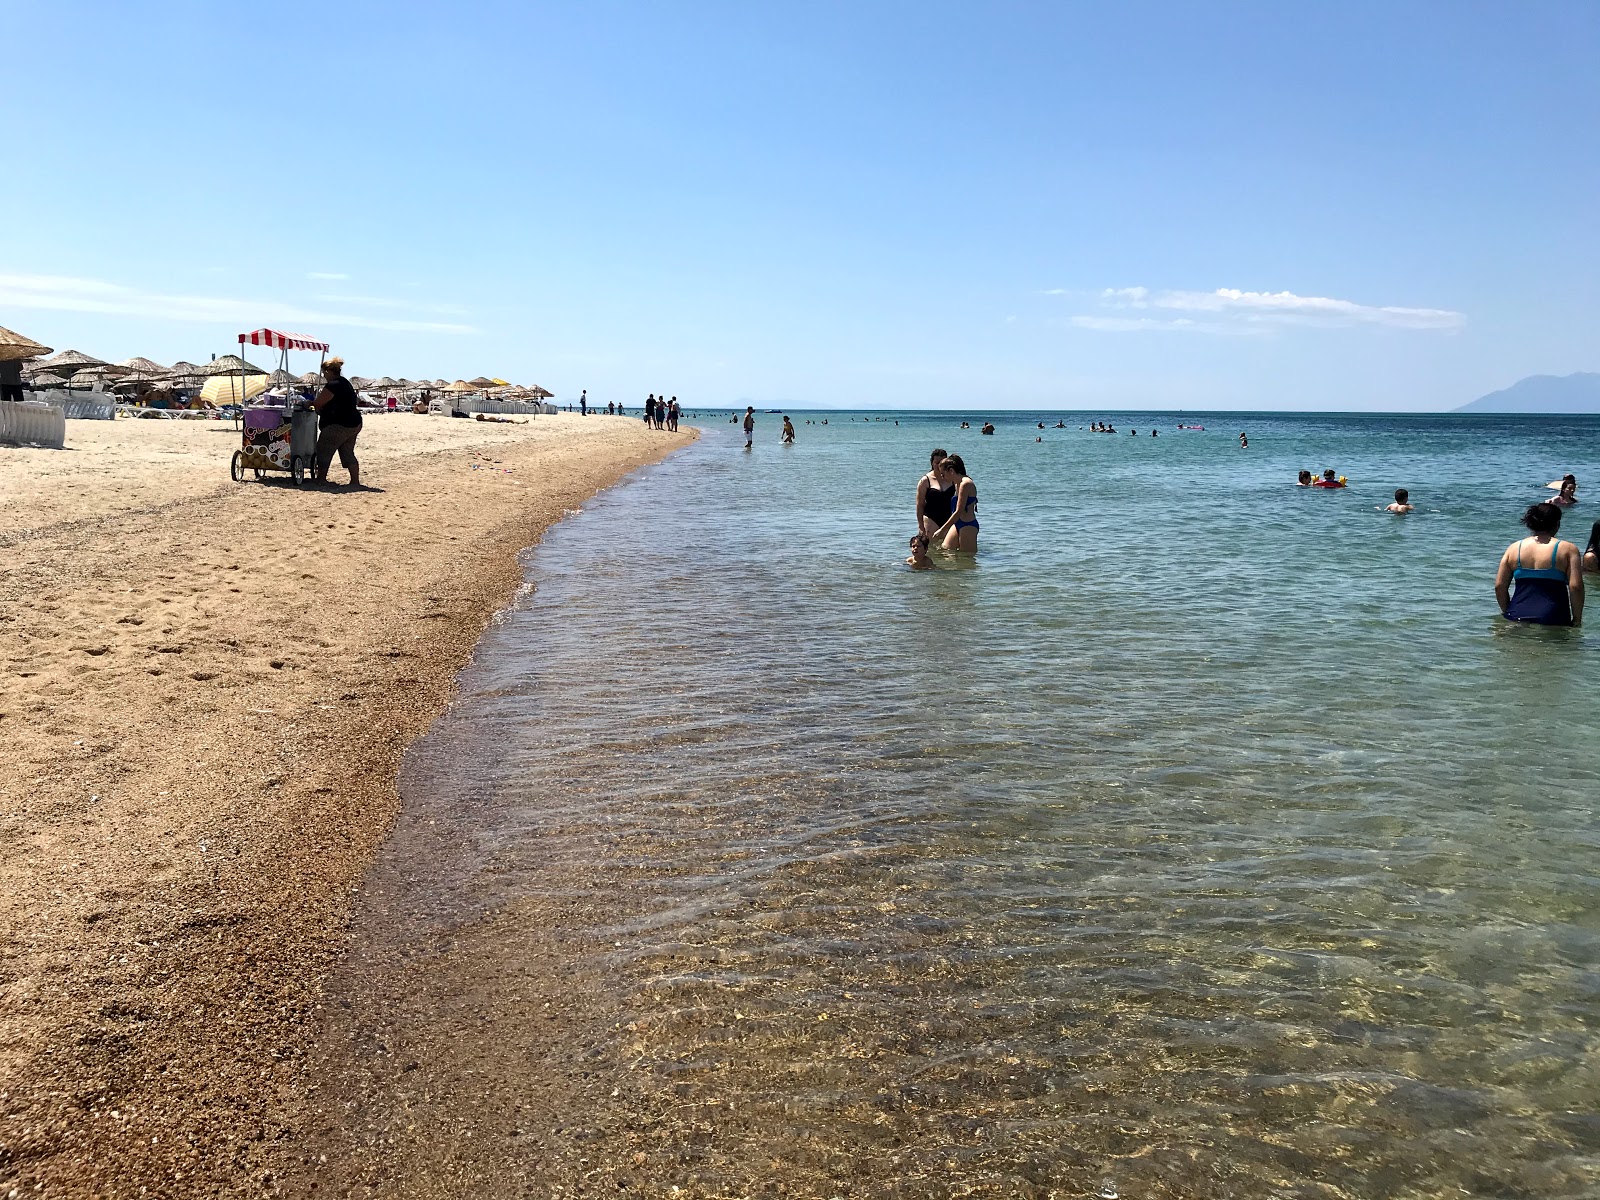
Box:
1495;502;1584;626
933;453;979;552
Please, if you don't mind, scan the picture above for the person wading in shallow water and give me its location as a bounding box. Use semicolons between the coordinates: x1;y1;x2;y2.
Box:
1495;501;1584;626
312;357;362;487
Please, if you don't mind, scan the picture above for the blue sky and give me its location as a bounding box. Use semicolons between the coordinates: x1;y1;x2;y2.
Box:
6;1;1596;409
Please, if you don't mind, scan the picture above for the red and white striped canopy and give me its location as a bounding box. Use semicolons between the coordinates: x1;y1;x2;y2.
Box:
237;328;329;352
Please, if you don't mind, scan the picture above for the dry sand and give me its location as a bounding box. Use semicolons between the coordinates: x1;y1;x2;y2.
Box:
0;412;693;1197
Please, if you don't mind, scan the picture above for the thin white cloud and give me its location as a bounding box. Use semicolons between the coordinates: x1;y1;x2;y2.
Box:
1041;288;1068;295
316;293;470;317
308;271;349;280
1070;314;1261;335
1081;285;1465;332
0;273;476;336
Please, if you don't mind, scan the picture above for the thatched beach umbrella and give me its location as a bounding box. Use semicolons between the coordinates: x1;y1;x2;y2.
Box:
442;379;477;393
0;325;53;363
118;356;168;377
467;376;496;388
527;385;554;398
297;371;323;386
29;372;67;388
267;369;300;386
67;367;117;389
41;349;108;374
201;354;267;376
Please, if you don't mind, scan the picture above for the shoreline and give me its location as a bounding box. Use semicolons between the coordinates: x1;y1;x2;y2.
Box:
0;414;694;1197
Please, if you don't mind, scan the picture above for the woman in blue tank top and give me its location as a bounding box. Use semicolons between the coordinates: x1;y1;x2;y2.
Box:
1495;502;1584;626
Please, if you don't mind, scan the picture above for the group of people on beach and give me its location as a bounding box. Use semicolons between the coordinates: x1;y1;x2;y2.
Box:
643;395;680;431
907;449;978;568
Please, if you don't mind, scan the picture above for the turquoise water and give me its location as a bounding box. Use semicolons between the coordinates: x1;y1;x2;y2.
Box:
340;412;1600;1197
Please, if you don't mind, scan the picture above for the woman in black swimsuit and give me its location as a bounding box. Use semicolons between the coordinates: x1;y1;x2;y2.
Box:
917;448;954;541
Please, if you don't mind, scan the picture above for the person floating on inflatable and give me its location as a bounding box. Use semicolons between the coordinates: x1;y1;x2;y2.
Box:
1311;469;1348;489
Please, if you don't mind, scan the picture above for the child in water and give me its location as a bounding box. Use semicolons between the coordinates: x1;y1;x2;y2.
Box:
1386;488;1414;513
906;533;933;570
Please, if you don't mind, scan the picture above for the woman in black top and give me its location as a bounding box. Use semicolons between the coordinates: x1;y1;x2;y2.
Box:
312;357;363;485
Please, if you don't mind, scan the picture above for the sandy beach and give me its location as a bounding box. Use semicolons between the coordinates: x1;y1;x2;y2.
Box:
0;412;693;1197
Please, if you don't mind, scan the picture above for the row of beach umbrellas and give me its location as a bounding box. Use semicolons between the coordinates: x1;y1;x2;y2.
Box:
2;331;555;400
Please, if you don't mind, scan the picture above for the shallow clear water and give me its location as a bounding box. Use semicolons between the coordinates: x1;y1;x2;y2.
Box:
352;412;1600;1197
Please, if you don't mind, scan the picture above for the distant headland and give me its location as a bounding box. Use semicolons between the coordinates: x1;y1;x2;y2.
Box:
1453;372;1600;413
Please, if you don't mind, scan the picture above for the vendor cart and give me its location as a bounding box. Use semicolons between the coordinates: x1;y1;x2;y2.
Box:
231;404;318;484
227;327;329;486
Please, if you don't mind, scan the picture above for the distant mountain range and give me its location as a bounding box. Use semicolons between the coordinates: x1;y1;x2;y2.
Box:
1454;372;1600;413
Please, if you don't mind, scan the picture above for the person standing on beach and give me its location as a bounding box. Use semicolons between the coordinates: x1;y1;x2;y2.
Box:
0;358;23;403
311;357;362;487
668;397;680;431
579;389;588;416
644;394;656;428
743;406;755;448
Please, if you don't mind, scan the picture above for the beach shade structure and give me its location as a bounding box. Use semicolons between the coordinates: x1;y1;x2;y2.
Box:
201;374;269;406
467;376;497;387
442;379;478;392
118;356;168;379
0;325;53;363
201;354;268;377
28;372;67;388
527;385;554;398
267;368;301;387
40;349;108;375
372;376;400;390
164;361;205;382
490;377;510;387
68;367;117;389
237;329;329;403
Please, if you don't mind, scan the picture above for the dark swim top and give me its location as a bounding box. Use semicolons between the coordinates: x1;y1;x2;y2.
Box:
922;478;955;524
1507;539;1573;626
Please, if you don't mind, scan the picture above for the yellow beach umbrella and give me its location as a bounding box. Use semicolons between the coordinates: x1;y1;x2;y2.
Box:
490;377;510;387
200;374;269;405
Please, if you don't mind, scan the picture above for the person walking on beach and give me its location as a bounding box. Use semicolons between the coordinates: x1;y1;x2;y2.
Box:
782;416;795;444
1495;502;1583;626
311;356;362;487
644;394;656;428
743;406;755;449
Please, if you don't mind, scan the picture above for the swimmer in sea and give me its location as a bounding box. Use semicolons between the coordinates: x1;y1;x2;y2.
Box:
1496;501;1584;626
1550;474;1578;506
1586;521;1600;572
906;532;933;570
1297;470;1313;486
781;416;796;444
1239;432;1249;449
1385;488;1413;513
1313;469;1346;489
931;453;979;552
1150;429;1157;437
1056;420;1065;428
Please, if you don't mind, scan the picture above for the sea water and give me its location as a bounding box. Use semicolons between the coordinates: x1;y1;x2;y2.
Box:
335;412;1600;1197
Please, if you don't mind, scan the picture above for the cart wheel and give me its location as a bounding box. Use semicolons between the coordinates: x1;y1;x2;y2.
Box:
230;451;244;482
290;455;306;487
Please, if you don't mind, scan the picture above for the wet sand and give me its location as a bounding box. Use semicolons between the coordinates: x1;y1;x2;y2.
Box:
0;412;692;1197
